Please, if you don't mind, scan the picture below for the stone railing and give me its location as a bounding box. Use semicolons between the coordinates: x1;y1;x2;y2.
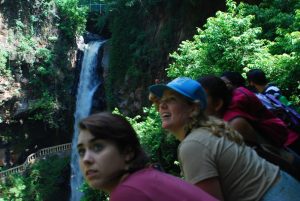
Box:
0;143;72;180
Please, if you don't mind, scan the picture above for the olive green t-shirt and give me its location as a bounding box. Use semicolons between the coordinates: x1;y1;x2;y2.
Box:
178;127;279;201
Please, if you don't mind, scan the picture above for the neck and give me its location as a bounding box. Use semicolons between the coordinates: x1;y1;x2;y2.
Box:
103;169;129;193
256;84;266;93
107;173;130;193
173;128;187;141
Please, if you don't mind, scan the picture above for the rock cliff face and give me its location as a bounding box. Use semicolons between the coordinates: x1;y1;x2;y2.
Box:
0;0;76;161
104;0;261;116
0;13;21;122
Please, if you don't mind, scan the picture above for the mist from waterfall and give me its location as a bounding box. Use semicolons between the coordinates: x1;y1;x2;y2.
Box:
70;40;105;201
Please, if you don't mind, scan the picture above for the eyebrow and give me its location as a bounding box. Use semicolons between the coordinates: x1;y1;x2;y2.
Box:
77;138;99;149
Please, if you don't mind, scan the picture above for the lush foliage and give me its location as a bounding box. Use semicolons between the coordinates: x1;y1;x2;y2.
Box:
167;0;300;104
10;20;63;127
239;0;300;103
104;0;150;109
0;155;70;201
0;50;10;77
80;182;108;201
28;92;60;128
239;0;300;40
112;107;180;175
0;1;87;200
0;0;86;145
167;5;265;78
104;0;213;111
55;0;88;42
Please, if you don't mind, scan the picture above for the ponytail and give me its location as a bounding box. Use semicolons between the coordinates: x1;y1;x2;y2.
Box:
186;111;244;145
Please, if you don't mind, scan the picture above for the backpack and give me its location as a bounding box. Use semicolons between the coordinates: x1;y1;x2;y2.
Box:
224;87;289;147
253;143;300;181
265;94;300;134
224;88;300;179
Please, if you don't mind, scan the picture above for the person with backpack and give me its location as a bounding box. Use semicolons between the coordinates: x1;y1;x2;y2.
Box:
200;74;288;145
221;71;280;111
77;112;218;201
199;75;300;176
149;77;300;201
246;69;291;106
246;68;300;139
221;72;300;149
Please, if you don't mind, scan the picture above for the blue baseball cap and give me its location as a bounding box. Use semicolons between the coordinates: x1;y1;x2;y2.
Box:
149;77;207;110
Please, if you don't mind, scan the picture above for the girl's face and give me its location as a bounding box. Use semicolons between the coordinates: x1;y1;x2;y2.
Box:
77;130;128;192
158;90;195;140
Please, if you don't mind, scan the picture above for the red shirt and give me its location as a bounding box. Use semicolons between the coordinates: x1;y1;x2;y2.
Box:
223;87;297;147
110;168;219;201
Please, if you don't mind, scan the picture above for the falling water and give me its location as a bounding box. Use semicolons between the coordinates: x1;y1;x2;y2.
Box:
70;40;105;201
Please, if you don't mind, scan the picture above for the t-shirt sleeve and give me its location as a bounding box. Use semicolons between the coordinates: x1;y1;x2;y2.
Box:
179;140;218;184
110;185;151;201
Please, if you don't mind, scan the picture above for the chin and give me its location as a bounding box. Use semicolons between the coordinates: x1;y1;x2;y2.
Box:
163;125;175;133
87;180;103;190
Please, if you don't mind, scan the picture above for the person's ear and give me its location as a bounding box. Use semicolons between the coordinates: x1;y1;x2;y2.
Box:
149;93;160;110
189;104;200;117
123;147;135;163
214;99;224;112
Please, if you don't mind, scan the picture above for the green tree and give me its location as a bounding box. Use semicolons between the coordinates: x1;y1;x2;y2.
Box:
167;0;300;103
0;50;10;77
0;156;69;201
55;0;88;43
167;0;265;79
114;107;180;175
238;0;300;40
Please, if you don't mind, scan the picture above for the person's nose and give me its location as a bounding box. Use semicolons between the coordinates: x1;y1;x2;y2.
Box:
159;100;167;112
82;150;94;165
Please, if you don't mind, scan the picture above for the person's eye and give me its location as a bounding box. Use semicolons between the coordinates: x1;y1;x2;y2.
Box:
161;96;176;103
169;96;177;101
92;143;104;152
166;96;177;103
77;148;85;158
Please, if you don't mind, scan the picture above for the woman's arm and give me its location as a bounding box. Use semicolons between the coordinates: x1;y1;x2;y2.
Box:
229;117;258;144
195;177;224;201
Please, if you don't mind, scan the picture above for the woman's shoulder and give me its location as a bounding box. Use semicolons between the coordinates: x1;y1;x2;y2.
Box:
186;127;219;141
179;127;221;152
112;167;219;201
123;167;171;184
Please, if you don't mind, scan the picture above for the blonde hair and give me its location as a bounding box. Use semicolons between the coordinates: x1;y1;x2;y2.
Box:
185;109;244;146
149;90;244;145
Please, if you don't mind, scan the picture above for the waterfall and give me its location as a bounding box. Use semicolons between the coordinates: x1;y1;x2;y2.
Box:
70;40;105;201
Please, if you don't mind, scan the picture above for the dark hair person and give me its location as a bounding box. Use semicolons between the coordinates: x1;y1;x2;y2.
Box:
221;71;246;90
199;74;300;177
77;112;218;201
200;75;299;148
149;77;300;201
222;71;279;110
246;69;291;105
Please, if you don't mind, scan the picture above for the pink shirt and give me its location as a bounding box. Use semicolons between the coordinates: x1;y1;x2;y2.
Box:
223;87;298;147
110;167;218;201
